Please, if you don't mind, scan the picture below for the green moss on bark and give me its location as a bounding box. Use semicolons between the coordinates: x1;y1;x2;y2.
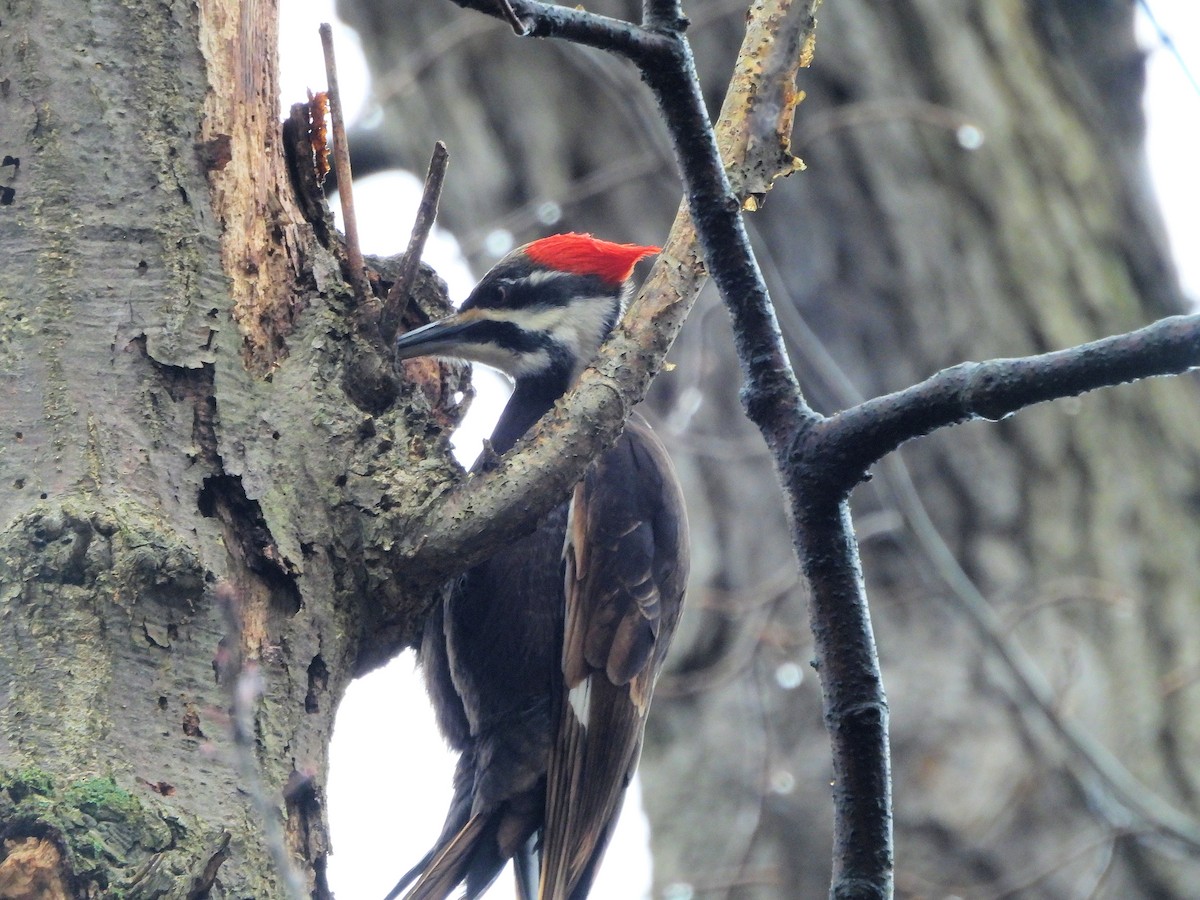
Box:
0;769;192;896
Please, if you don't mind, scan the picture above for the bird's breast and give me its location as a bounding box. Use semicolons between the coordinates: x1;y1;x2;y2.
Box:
445;501;570;736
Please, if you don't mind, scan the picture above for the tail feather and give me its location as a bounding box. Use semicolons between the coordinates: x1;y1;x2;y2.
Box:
383;848;436;900
398;810;518;900
512;834;540;900
405;813;493;900
385;751;476;900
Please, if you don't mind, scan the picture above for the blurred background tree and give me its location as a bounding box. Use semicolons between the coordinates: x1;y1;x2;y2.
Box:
335;1;1200;896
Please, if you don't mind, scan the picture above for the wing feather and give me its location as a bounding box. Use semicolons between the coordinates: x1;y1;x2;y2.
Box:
539;413;688;899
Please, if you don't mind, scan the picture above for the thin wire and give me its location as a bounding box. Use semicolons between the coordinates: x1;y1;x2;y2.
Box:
1138;0;1200;96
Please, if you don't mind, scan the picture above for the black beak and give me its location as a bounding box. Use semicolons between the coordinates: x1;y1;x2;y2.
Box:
394;315;479;360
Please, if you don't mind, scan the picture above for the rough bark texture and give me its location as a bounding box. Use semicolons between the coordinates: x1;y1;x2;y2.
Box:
338;0;1200;897
0;0;465;894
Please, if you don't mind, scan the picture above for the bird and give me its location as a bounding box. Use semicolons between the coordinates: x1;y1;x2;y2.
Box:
385;233;690;900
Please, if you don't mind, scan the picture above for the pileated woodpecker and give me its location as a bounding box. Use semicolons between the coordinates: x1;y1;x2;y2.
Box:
386;234;689;900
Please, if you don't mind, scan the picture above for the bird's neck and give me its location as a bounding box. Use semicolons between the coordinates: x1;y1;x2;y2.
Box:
488;292;623;454
489;365;574;454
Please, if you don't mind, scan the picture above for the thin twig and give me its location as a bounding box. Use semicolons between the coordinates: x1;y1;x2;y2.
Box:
382;141;451;344
733;663;774;892
983;828;1128;900
494;0;530;35
448;0;661;59
795;99;981;151
1137;0;1200;95
319;23;368;302
369;16;498;109
816;313;1200;489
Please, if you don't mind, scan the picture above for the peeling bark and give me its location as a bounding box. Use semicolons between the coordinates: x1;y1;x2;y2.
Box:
0;0;465;894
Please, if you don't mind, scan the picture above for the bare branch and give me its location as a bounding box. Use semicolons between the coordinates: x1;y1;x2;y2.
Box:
319;23;368;302
493;0;530;35
381;141;450;344
815;313;1200;491
594;5;899;894
446;0;667;59
642;0;688;31
782;312;1200;895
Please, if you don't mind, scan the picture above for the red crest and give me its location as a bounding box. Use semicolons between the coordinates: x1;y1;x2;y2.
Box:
523;233;660;285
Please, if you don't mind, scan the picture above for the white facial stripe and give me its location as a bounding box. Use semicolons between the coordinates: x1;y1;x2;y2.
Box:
523;269;569;289
456;342;551;376
475;298;615;377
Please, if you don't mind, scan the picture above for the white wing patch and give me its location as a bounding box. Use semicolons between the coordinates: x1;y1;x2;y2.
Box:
568;676;592;729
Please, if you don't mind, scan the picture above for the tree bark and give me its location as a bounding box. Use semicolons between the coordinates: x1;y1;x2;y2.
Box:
338;0;1200;897
0;0;464;894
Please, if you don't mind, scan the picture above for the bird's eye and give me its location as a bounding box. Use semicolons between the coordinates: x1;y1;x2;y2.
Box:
479;281;508;307
462;277;515;311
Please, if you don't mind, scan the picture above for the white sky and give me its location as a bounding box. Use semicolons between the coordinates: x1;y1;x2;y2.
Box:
1138;1;1200;300
278;3;1200;898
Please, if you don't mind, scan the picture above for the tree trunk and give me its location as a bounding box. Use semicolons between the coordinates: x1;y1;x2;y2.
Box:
338;0;1200;897
0;0;462;895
